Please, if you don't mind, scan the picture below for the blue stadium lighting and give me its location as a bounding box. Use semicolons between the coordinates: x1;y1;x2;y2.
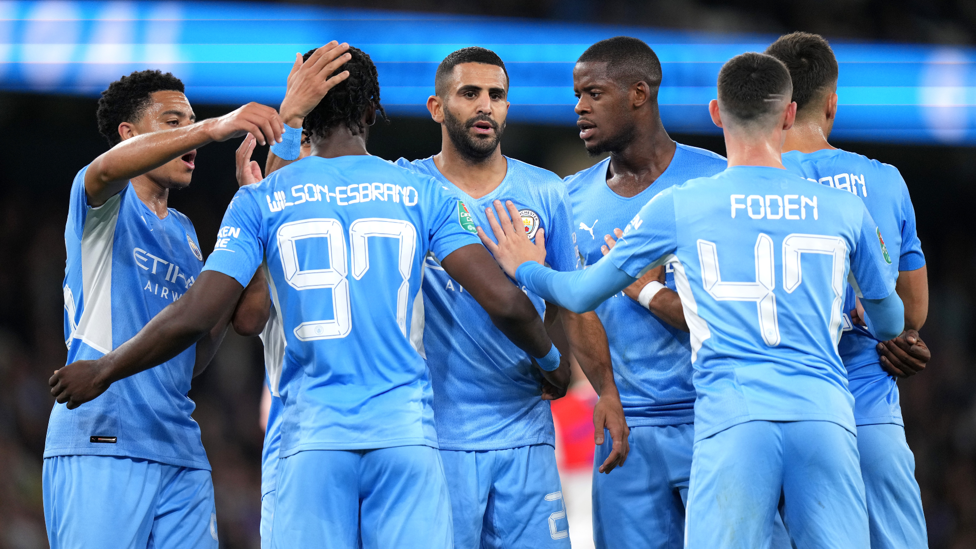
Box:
2;1;975;144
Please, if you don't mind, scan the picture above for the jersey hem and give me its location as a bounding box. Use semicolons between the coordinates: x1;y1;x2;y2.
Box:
435;437;555;451
854;415;904;427
623;414;695;427
280;437;439;456
42;447;211;471
694;413;855;442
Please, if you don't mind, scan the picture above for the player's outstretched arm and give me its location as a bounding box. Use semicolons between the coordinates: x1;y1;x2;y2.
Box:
440;244;564;390
50;271;245;409
478;200;639;314
266;41;352;174
556;307;630;473
602;228;688;332
85;103;284;206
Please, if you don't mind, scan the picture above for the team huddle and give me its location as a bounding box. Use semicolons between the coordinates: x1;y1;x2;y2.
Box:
43;32;931;549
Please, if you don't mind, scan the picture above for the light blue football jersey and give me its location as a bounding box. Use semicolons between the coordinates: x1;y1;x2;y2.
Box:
204;155;480;454
607;166;896;441
260;307;284;497
565;144;726;426
45;166;209;469
783;149;924;425
396;156;577;450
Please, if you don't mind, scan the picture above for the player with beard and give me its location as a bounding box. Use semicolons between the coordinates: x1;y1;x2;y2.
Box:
396;47;629;549
44;69;284;548
50;44;568;549
563;37;729;549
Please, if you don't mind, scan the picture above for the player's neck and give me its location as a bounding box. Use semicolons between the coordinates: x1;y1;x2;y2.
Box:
783;119;835;154
131;176;170;219
310;128;369;159
723;131;785;169
606;125;676;198
433;143;507;199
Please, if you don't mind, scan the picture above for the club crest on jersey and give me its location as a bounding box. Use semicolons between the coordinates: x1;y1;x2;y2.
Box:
457;201;477;234
187;234;203;262
877;227;892;264
519;209;541;239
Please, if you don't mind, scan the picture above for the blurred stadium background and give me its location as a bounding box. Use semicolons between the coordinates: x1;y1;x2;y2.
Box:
1;1;975;547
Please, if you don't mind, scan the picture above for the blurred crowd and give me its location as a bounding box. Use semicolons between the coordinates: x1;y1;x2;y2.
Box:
1;60;975;548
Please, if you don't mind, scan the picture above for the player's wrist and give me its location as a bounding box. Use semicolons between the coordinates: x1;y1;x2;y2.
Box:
270;123;303;161
278;99;306;129
535;343;561;372
637;281;667;310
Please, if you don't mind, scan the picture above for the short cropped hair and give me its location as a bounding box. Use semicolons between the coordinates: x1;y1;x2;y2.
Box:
435;47;508;96
577;36;663;89
717;52;793;126
96;70;184;146
765;32;839;113
303;46;386;139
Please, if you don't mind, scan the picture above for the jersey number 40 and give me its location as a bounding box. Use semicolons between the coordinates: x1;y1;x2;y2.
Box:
697;233;847;347
277;218;417;341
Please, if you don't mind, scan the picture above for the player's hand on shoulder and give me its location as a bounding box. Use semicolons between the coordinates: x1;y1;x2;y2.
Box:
49;360;111;410
878;329;930;378
477;200;547;279
206;102;284;147
235;134;264;187
279;41;352;128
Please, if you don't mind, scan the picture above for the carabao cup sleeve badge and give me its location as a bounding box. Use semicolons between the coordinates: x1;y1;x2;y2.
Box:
457;200;477;234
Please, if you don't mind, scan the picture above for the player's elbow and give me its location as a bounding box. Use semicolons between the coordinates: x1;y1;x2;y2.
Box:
483;289;539;327
232;307;269;337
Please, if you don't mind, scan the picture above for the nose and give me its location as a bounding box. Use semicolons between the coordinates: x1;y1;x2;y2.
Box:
574;96;588;116
476;93;492;115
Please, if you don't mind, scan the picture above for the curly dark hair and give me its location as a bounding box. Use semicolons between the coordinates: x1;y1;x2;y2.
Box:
303;46;386;140
96;69;185;146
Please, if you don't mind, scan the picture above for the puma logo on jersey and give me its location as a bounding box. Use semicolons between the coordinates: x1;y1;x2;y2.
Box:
579;220;598;239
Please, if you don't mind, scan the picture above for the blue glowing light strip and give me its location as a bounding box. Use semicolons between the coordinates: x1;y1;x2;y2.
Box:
2;1;975;144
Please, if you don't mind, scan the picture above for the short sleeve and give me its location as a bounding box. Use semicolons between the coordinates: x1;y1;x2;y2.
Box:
849;204;897;300
607;187;678;278
424;178;481;261
543;187;580;272
896;177;925;271
202;188;265;287
67;166;92;239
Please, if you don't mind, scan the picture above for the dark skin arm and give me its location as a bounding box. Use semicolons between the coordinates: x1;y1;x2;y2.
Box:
232;269;272;337
603;229;688;332
51;271;244;409
440;244;566;392
549;306;630;473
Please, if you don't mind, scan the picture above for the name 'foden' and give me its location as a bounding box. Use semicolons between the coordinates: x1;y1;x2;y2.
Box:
730;194;818;221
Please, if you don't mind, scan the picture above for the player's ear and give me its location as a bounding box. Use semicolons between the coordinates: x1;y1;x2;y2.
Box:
118;121;137;142
365;102;377;127
708;100;723;128
783;101;797;131
826;92;838;122
427;95;444;123
632;81;650;109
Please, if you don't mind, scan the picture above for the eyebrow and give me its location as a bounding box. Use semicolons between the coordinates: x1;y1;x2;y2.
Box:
457;84;507;96
161;109;197;122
